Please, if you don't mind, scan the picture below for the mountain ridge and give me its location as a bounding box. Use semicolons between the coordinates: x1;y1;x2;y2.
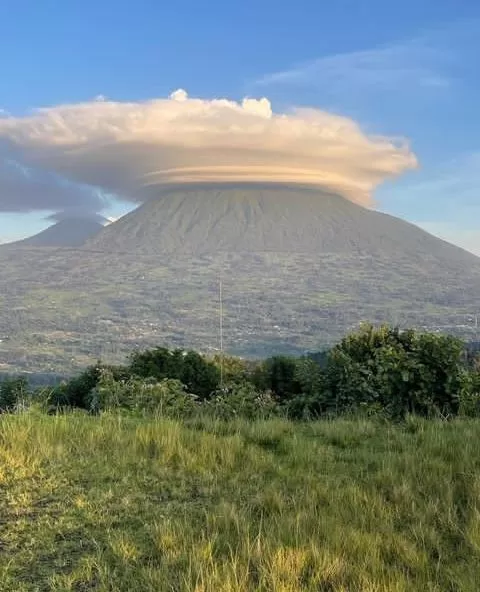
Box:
9;218;104;248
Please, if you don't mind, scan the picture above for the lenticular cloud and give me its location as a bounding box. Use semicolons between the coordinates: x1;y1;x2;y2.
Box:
0;89;417;212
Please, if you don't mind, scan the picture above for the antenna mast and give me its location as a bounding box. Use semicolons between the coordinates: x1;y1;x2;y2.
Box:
219;279;224;387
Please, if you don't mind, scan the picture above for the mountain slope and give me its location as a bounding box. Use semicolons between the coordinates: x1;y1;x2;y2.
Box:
86;185;478;265
0;185;479;373
13;218;104;248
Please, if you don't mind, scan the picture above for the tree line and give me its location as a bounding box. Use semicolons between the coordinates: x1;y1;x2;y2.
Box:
1;324;480;420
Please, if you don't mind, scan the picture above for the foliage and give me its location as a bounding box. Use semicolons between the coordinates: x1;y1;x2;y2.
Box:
0;377;28;411
88;369;198;417
17;327;480;422
465;341;480;369
129;347;220;399
45;363;129;409
253;355;302;402
204;382;278;420
284;357;325;418
46;364;102;409
42;347;220;411
306;349;329;368
459;370;480;417
323;324;466;418
210;354;254;384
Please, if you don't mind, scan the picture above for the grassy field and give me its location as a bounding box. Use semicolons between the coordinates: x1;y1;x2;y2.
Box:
1;413;480;591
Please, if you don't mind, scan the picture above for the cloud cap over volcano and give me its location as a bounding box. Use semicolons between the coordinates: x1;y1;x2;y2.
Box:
0;90;417;209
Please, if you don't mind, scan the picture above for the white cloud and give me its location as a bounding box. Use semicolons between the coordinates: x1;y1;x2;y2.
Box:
170;89;188;102
254;26;462;100
258;40;450;90
0;89;417;208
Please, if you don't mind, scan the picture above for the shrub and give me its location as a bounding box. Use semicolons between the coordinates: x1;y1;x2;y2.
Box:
323;324;465;418
129;348;220;399
88;369;198;417
253;356;302;402
44;364;128;410
285;357;326;418
204;382;278;420
284;393;323;420
459;370;480;417
0;377;29;412
210;354;254;384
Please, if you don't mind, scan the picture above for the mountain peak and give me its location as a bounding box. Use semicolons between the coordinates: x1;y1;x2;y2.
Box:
86;185;478;264
11;218;104;248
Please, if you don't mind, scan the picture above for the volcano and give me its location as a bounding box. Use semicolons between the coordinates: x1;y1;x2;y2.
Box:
13;217;104;248
86;185;478;264
1;184;480;373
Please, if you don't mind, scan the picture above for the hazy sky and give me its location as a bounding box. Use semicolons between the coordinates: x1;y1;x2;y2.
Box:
0;0;479;253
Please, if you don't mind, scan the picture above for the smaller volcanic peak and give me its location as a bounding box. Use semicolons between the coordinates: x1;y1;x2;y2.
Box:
12;217;105;248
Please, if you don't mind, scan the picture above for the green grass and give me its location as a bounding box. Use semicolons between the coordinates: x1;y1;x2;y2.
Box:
1;413;480;591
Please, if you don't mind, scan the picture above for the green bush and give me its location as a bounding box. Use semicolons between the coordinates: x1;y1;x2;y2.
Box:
204;382;278;420
459;370;480;417
42;347;221;411
323;324;465;418
88;369;198;417
284;357;326;418
46;364;101;409
210;354;254;384
45;364;129;410
0;377;29;412
253;355;302;402
26;330;478;421
129;348;220;399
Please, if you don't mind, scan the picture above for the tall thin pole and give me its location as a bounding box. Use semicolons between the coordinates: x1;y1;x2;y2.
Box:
219;279;224;387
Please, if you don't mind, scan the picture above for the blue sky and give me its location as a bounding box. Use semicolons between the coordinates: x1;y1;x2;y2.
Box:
0;0;479;252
